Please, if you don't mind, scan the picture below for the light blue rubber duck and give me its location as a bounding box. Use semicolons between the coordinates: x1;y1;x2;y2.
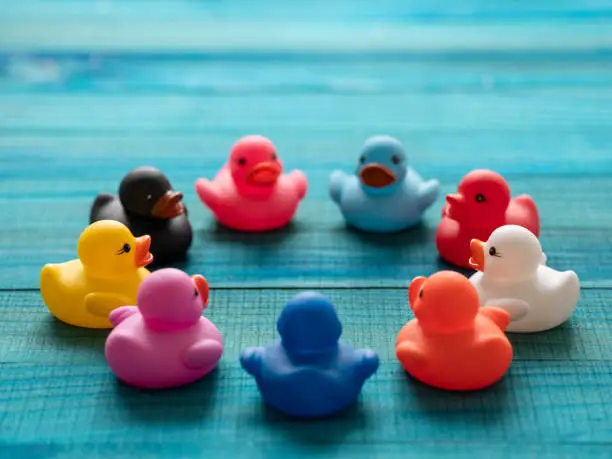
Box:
329;136;440;232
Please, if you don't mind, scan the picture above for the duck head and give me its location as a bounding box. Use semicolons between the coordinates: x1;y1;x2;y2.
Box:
229;135;283;198
356;136;407;197
77;220;153;278
408;271;479;333
470;225;542;282
137;268;209;331
119;166;185;219
277;292;342;356
445;169;510;223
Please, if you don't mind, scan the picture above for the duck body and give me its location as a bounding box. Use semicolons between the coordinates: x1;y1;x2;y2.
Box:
90;167;192;263
195;135;307;232
40;220;153;329
90;194;192;263
105;268;223;389
240;292;378;418
470;268;580;333
41;260;148;328
396;271;512;391
468;225;580;333
242;340;378;418
196;165;306;232
329;135;439;233
105;313;223;388
396;313;512;391
330;168;439;232
436;169;539;268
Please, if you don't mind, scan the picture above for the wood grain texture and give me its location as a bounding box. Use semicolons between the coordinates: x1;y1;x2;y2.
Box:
0;289;611;458
1;1;612;457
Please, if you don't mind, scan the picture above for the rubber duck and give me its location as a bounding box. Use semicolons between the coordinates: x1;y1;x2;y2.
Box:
105;268;223;389
240;292;379;418
436;169;540;268
195;135;308;232
469;225;580;333
329;135;439;232
40;220;153;328
396;271;514;391
90;166;192;263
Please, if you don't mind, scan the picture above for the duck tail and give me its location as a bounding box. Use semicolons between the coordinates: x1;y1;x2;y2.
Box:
514;194;540;236
89;193;116;223
40;264;61;304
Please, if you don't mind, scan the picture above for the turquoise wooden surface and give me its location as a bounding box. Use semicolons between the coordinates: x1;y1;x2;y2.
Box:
1;1;612;458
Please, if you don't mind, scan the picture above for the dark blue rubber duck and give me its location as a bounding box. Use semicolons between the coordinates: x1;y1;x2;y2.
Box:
90;166;192;263
240;292;379;418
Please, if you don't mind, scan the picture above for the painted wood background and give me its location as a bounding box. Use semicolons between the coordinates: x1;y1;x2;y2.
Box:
0;1;611;458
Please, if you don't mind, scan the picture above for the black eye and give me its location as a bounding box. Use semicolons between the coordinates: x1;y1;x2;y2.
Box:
194;288;199;297
359;155;365;164
117;243;131;255
238;158;246;166
476;194;486;203
419;288;423;298
489;247;499;257
271;153;277;160
392;155;401;165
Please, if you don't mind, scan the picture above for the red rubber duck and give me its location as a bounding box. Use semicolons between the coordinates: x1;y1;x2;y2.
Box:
436;169;539;268
396;271;513;391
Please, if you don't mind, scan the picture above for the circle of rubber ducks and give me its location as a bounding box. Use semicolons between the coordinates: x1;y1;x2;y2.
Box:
37;133;582;414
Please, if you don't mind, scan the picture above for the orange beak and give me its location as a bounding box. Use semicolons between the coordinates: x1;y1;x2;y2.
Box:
469;239;485;271
359;164;396;188
247;162;282;186
408;276;426;310
151;191;184;219
134;235;154;267
192;274;210;309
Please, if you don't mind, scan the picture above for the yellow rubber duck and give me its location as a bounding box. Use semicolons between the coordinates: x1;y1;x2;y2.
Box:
40;220;153;328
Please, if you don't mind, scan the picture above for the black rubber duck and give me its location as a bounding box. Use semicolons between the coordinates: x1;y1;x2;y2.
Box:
90;167;192;263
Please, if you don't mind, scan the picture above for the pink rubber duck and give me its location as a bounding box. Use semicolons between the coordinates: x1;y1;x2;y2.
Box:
105;268;223;389
195;135;308;231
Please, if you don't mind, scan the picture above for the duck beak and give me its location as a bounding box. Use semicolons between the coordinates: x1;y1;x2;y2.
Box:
408;276;426;310
359;164;396;188
445;193;465;218
134;235;154;267
192;274;210;309
469;239;485;271
151;191;184;219
247;162;282;186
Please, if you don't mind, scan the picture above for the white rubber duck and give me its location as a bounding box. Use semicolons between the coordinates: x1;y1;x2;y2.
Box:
468;225;580;333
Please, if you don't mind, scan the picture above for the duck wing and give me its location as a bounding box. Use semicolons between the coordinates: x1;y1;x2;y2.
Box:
182;339;224;370
508;194;540;236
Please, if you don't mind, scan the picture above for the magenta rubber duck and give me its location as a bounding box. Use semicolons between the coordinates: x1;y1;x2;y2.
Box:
195;135;308;231
104;268;223;389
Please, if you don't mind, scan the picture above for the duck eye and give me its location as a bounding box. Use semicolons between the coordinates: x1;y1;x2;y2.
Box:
489;247;498;257
392;155;401;165
271;153;277;160
476;194;486;203
117;243;131;255
359;155;365;164
194;288;199;297
238;158;246;166
419;288;423;299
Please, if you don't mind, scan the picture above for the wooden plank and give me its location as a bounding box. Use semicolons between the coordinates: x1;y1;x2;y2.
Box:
0;173;610;289
0;288;610;454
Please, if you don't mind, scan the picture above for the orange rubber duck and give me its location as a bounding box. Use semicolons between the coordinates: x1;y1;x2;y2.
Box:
396;271;513;391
